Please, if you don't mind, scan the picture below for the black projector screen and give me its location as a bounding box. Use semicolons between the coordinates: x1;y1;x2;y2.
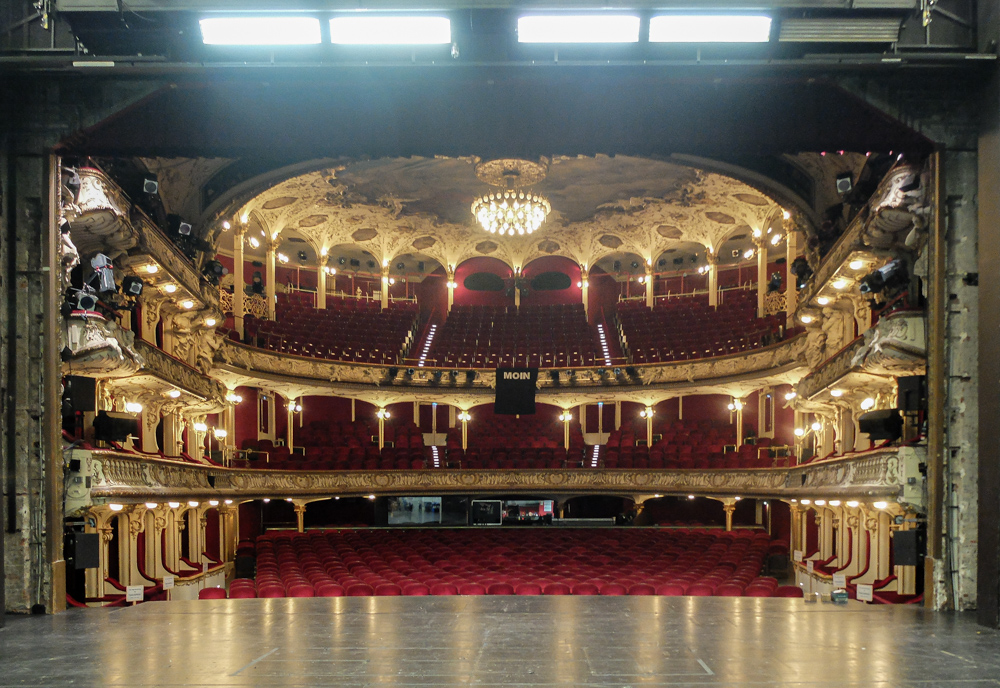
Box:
495;367;538;415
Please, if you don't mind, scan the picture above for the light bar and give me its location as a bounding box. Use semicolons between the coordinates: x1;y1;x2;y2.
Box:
518;15;640;44
200;17;322;45
649;15;772;43
330;16;451;45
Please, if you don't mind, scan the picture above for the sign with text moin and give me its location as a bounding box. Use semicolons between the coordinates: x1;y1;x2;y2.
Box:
495;367;539;415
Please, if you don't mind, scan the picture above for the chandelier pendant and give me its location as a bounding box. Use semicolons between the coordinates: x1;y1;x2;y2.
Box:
471;158;551;237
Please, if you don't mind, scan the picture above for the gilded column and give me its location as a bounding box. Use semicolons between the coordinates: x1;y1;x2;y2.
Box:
233;220;246;338
265;245;276;320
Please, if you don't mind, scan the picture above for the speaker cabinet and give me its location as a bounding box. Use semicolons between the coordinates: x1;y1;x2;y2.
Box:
893;529;926;567
897;376;927;411
858;409;903;441
66;532;100;569
62;375;96;415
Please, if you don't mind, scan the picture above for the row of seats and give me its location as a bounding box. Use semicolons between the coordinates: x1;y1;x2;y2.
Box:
617;289;786;364
446;415;584;452
204;528;802;598
420;304;605;368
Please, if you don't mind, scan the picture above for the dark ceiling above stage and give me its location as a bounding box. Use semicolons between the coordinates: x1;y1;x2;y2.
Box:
56;71;931;160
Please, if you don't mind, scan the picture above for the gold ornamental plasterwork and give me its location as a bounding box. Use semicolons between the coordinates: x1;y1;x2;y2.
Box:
78;446;911;502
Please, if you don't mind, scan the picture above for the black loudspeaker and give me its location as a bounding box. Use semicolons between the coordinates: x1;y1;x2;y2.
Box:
858;409;903;441
893;529;925;567
897;376;927;411
66;532;100;569
63;376;96;415
93;410;140;442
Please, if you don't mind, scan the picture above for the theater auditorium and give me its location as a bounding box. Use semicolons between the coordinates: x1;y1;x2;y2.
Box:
2;0;1000;685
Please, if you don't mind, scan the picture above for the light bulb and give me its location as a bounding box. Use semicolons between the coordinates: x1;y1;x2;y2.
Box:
125;402;143;413
830;389;843;397
181;300;194;309
209;500;219;507
801;315;813;324
785;392;797;400
817;297;830;305
168;501;181;509
163;284;177;293
814;499;826;506
861;398;876;410
794;428;805;437
800;499;811;505
188;501;199;507
849;259;864;270
846;501;860;508
193;422;208;432
145;264;159;274
811;422;821;431
205;318;217;327
873;501;889;510
832;279;847;290
145;502;158;509
109;503;124;511
167;390;181;398
828;500;841;507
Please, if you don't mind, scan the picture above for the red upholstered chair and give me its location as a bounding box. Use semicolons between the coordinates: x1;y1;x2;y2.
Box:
229;587;257;599
628;583;656;596
600;582;628;596
402;583;430;596
430;583;459;596
543;582;572;595
375;583;402;596
744;586;773;597
315;583;345;597
287;584;315;597
257;585;285;598
687;583;715;596
714;583;745;597
199;587;227;599
572;582;600;596
459;583;487;595
488;582;515;595
655;583;686;596
346;583;375;596
514;583;543;596
774;585;805;598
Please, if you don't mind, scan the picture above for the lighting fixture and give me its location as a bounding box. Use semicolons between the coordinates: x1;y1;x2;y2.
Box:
743;249;755;260
784;392;797;400
727;399;743;412
832;279;847;290
471;159;551;237
846;501;860;508
828;500;841;507
167;390;181;398
457;411;471;422
291;402;303;413
377;408;391;419
368;494;376;500
181;300;194;309
800;315;813;324
770;234;782;246
263;498;270;503
145;264;158;274
873;501;889;510
209;500;219;507
794;428;805;437
109;503;124;512
688;495;695;500
145;503;158;509
193;422;208;432
849;259;864;270
860;397;876;410
200;16;322;45
188;501;199;508
163;284;177;293
783;210;791;219
168;502;181;509
649;15;772;43
224;499;233;505
518;15;640;43
286;498;293;502
205;318;217;327
277;253;289;264
800;499;811;505
830;389;844;397
811;421;821;431
226;393;243;403
212;428;228;439
559;412;572;422
248;236;260;249
330;15;451;44
125;402;143;413
639;408;653;419
817;297;830;305
814;499;826;506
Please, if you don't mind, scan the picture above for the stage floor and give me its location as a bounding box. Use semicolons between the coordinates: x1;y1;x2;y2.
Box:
1;597;998;687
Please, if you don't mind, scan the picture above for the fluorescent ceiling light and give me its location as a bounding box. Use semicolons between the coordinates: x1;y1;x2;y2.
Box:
649;15;772;43
330;16;451;45
200;17;322;45
518;15;640;44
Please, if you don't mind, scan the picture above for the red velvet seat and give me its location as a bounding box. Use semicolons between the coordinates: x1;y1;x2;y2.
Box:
459;583;486;595
714;583;745;597
375;583;402;596
543;582;572;595
655;583;686;596
430;583;459;596
514;583;542;596
402;583;430;596
316;583;345;597
687;583;715;596
199;587;227;599
744;586;773;597
346;583;375;596
572;582;600;596
600;582;628;596
488;582;515;595
287;584;315;597
774;585;805;598
628;583;656;596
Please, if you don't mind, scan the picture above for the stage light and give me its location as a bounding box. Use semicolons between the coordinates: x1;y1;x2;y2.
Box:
91;254;116;292
76;290;97;311
836;173;853;195
649;14;771;42
518;15;640;43
122;276;144;296
860;260;908;295
143;178;158;194
200;16;322;45
178;222;193;236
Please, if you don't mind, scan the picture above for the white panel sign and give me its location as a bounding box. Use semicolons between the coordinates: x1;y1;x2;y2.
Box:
856;583;874;602
162;575;175;590
833;573;846;588
793;550;803;562
806;560;814;573
125;585;144;602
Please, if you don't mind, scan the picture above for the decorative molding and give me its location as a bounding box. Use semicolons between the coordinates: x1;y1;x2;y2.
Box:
60;314;145;378
131;212;212;307
125;340;228;410
763;290;786;316
81;445;916;502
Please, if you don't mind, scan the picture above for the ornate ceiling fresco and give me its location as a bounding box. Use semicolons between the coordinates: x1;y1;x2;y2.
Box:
223;155;792;274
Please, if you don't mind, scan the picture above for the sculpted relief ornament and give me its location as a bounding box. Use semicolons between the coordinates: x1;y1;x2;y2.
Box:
61;315;144;378
850;313;926;376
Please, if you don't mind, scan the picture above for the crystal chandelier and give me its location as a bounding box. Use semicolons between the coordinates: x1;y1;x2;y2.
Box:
471;158;551;237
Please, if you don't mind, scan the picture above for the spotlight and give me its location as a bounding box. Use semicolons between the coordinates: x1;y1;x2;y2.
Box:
396;261;405;270
143;178;158;194
630;260;640;269
90;254;116;292
835;173;853;195
297;250;308;264
122;276;144;296
178;222;192;236
76;290;97;311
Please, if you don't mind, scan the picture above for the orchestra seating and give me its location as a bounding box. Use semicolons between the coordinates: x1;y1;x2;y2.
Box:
617;289;786;364
421;303;603;368
243;292;419;364
234;528;787;598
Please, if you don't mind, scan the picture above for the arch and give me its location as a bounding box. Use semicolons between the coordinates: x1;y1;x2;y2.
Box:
454;257;514;308
520;255;581;307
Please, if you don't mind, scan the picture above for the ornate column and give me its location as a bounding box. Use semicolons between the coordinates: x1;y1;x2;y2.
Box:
785;227;799;327
139;293;165;344
317;260;328;310
293;503;307;533
265;244;276;320
126;507;145;586
380;261;390;310
640;405;654;446
722;499;737;532
513;265;521;309
457;410;471;451
446;265;456;313
644;260;654;308
233;221;246;338
753;229;768;317
376;407;390;450
789;503;803;554
580;264;590;318
614;400;621;431
706;251;719;307
558;410;572;451
161;410;182;458
138;398;164;454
